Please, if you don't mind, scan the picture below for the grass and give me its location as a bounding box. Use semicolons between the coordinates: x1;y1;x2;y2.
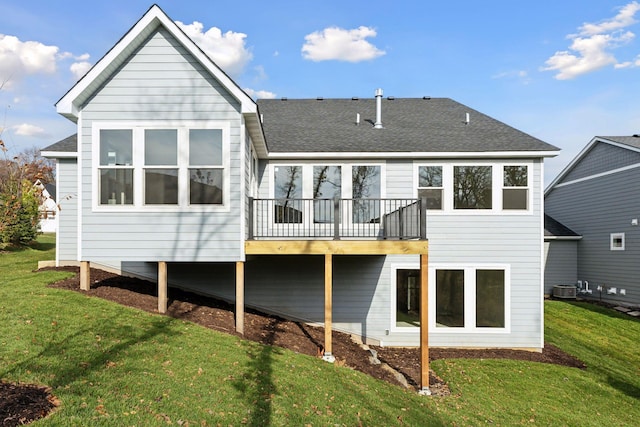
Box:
0;235;638;426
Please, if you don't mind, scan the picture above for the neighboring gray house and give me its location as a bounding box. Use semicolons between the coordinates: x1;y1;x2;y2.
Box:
543;214;581;296
42;3;559;366
545;136;640;306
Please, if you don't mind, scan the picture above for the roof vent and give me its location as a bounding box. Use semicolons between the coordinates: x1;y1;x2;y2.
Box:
317;97;323;101
464;112;470;125
423;96;431;100
388;96;395;100
356;113;360;126
633;134;640;137
281;97;288;101
352;97;359;101
374;88;384;129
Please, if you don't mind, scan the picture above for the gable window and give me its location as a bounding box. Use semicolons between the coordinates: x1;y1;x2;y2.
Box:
454;166;492;209
418;166;443;210
94;123;229;210
610;233;625;251
99;129;133;205
503;166;528;210
274;165;303;223
189;129;223;204
144;129;178;205
352;165;381;223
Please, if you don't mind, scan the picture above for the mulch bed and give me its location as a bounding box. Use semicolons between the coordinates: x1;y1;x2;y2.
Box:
2;266;586;424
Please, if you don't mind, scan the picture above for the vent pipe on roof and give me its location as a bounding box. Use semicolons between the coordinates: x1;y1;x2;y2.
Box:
356;113;360;125
465;112;470;125
374;88;383;129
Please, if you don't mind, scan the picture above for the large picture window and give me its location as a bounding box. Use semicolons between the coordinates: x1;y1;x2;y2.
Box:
454;166;492;209
95;124;228;209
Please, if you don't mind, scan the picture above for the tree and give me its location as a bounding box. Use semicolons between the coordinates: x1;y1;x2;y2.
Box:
0;140;48;246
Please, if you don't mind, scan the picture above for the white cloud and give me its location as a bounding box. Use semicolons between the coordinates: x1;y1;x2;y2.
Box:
243;88;277;99
0;34;59;87
542;2;640;79
302;26;385;62
492;70;531;84
70;61;92;80
12;123;48;137
578;1;640;36
176;21;252;77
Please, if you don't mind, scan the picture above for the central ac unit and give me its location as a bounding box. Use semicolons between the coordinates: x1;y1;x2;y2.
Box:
553;285;577;299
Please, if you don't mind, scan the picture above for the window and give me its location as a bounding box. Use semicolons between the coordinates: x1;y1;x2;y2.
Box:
189;129;223;204
396;269;421;327
418;166;443;210
352;165;381;223
503;166;528;210
274;166;303;223
313;166;341;223
435;268;505;329
94;124;228;210
144;129;178;205
392;265;508;331
454;166;492;209
99;129;133;205
610;233;625;251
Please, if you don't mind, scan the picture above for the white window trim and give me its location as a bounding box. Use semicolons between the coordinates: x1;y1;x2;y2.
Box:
92;121;231;213
390;262;511;334
610;232;625;251
413;161;533;215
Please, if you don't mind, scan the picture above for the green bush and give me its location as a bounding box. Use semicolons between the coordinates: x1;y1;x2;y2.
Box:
0;178;40;245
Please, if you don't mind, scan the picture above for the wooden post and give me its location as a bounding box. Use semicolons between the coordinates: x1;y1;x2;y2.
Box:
158;261;167;314
80;261;90;291
323;253;334;361
236;261;245;335
419;253;430;394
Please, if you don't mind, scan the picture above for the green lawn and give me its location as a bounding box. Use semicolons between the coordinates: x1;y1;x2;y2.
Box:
1;235;638;426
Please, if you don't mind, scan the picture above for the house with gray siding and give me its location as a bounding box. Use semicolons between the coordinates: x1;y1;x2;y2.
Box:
545;136;640;306
543;214;581;296
42;5;559;388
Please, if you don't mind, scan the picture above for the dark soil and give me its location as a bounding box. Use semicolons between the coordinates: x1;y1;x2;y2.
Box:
3;266;586;424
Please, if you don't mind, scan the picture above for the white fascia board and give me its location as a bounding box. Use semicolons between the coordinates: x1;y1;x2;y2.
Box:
40;151;78;159
56;5;256;118
266;150;559;160
544;236;582;241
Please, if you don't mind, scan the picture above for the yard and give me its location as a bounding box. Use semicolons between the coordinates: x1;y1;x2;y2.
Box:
0;235;638;426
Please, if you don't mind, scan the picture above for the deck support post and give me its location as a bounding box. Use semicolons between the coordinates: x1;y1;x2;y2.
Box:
80;261;90;291
236;261;245;335
158;261;167;314
323;253;335;362
419;253;431;395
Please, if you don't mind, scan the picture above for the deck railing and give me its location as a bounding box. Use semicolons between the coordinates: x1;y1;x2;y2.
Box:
249;197;426;240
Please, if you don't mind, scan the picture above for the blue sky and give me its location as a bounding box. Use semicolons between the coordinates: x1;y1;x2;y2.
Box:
1;1;639;185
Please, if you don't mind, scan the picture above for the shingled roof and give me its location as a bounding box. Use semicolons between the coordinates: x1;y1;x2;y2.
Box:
544;214;581;238
597;135;640;150
257;97;559;154
41;134;77;153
